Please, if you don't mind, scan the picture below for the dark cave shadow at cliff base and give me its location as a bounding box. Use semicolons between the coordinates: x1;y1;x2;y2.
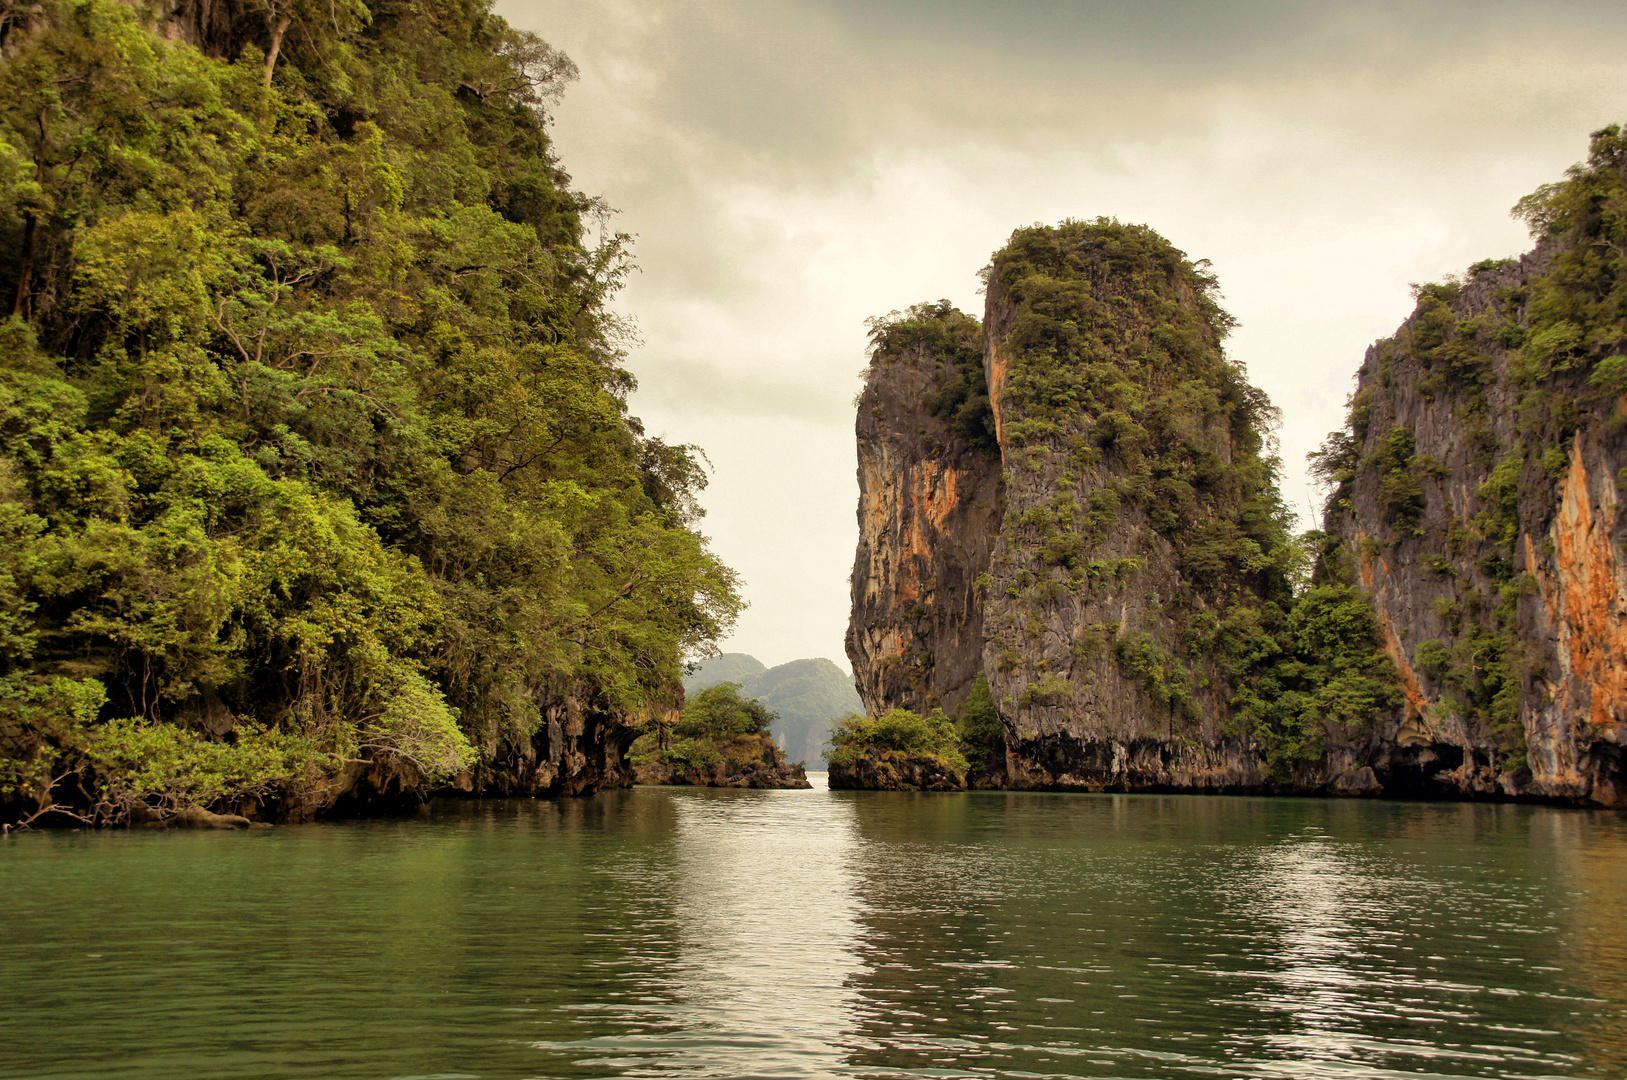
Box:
989;732;1625;810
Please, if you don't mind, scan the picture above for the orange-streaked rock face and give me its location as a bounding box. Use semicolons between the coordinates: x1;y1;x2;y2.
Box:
850;221;1626;806
1514;439;1627;804
1325;239;1626;808
1548;440;1627;733
847;334;1002;720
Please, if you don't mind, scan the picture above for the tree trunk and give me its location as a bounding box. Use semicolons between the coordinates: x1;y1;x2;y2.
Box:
10;212;35;318
262;14;291;87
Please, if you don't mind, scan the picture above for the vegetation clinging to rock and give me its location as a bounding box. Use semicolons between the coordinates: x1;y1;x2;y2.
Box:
827;707;969;775
629;683;783;776
0;0;740;826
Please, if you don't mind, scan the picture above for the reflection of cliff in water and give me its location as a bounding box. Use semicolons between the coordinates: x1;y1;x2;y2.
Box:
1545;809;1627;1078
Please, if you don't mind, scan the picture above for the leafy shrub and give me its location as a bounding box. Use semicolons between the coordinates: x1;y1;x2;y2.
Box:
1018;674;1072;709
1371;427;1427;535
629;683;779;773
1114;632;1196;719
1475;458;1523;548
87;718;335;815
675;683;775;737
827;707;969;773
1218;540;1403;778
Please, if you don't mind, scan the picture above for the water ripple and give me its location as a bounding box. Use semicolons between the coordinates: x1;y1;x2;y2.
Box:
1;787;1624;1078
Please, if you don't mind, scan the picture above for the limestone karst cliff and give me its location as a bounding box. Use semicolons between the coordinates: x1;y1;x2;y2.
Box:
846;304;1003;721
850;221;1399;796
974;225;1298;791
1314;126;1627;807
848;182;1627;806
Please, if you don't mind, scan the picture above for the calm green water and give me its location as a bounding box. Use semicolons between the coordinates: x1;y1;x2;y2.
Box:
2;781;1625;1080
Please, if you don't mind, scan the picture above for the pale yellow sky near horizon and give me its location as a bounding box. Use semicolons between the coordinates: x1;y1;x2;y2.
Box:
497;0;1627;673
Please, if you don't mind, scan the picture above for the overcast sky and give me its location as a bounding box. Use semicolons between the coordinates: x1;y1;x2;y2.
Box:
496;0;1627;672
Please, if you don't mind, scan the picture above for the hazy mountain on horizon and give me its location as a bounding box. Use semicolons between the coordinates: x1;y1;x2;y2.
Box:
684;653;861;767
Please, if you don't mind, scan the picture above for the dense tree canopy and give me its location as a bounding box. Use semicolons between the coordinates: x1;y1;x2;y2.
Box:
0;0;740;824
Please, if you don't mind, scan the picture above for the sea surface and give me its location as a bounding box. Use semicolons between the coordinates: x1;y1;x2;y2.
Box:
2;778;1625;1080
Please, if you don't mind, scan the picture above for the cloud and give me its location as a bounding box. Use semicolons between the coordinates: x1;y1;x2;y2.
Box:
497;0;1627;669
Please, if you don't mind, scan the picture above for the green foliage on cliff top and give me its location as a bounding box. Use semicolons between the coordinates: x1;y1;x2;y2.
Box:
675;682;775;738
0;0;740;824
866;301;996;452
990;219;1295;608
1513;124;1627;376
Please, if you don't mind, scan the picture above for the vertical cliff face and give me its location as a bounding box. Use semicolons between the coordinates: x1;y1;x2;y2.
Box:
1317;127;1627;806
847;304;1003;719
975;224;1297;790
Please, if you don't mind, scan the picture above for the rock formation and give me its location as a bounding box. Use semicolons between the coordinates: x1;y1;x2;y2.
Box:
633;733;810;789
850;224;1308;793
1314;126;1627;805
848;174;1627;807
975;227;1294;792
847;303;1003;720
827;750;963;792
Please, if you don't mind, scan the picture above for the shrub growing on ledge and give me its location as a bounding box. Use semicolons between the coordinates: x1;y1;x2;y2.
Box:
957;674;1005;773
827;708;969;773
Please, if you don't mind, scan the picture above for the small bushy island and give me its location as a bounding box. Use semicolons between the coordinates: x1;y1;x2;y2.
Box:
630;683;809;789
682;652;862;766
827;674;1003;791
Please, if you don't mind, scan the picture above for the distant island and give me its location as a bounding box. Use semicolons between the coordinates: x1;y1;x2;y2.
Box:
683;654;863;768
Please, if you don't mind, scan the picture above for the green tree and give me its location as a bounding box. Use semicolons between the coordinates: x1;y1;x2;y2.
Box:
675;682;776;738
0;0;741;826
828;708;969;774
